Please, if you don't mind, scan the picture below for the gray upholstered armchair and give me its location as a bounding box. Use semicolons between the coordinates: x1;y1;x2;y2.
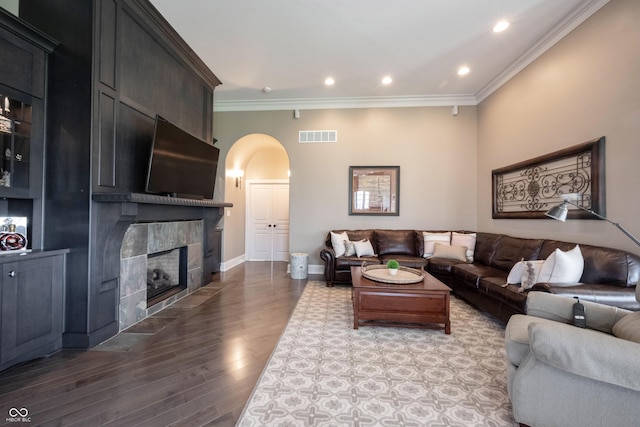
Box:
505;287;640;427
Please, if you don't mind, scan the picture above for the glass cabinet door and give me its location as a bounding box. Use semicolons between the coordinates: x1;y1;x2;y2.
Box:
0;95;31;190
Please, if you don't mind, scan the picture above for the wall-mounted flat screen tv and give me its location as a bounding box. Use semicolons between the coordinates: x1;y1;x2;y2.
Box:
146;115;219;199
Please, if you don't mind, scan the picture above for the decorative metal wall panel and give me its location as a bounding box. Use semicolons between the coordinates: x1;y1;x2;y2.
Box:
492;137;605;219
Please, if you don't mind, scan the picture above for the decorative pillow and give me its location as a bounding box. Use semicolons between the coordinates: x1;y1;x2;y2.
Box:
452;232;477;262
330;231;349;257
423;232;451;258
612;312;640;344
537;245;584;285
506;259;526;284
344;240;356;256
518;260;546;292
354;239;375;257
431;243;467;262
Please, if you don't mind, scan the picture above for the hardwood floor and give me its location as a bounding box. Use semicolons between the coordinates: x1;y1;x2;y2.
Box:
0;262;317;426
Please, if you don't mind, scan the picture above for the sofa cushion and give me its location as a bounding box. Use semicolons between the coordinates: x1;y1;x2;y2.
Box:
335;255;380;269
452;263;505;289
490;236;543;271
375;230;417;257
480;277;527;312
474;233;502;266
428;258;462;275
379;255;427;269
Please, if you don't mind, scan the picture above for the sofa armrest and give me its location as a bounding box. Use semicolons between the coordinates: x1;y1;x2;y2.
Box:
320;247;337;281
526;292;630;333
528;321;640;392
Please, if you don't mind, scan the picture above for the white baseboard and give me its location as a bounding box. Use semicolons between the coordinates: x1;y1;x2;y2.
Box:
222;257;323;276
287;264;324;275
221;254;245;271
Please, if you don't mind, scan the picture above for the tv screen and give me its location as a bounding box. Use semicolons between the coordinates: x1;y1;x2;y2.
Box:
146;116;219;199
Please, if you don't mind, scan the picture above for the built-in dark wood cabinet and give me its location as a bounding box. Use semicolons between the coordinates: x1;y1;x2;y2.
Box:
0;8;56;249
0;250;67;371
18;0;224;349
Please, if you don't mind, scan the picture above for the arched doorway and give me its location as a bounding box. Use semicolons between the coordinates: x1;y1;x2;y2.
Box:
223;134;290;267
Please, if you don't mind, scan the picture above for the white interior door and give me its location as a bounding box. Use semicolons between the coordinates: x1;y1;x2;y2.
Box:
247;182;290;261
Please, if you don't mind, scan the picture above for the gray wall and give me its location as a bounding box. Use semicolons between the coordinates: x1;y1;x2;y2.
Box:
477;0;640;256
214;107;478;266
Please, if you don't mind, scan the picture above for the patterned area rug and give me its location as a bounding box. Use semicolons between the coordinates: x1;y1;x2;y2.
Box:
237;282;517;426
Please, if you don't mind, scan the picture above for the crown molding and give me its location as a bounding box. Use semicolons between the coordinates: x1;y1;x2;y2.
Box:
475;0;609;103
213;0;610;112
214;94;478;112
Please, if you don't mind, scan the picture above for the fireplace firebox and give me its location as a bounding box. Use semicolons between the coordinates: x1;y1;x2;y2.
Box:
146;247;188;306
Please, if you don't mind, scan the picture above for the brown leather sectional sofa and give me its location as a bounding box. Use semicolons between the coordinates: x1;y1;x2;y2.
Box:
320;229;640;323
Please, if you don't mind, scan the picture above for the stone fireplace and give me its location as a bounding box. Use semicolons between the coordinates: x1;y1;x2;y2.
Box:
119;220;204;331
86;193;230;348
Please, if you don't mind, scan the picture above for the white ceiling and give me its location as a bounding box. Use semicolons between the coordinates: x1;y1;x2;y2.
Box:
149;0;608;111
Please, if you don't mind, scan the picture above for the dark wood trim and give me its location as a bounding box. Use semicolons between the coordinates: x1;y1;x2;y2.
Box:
492;137;605;219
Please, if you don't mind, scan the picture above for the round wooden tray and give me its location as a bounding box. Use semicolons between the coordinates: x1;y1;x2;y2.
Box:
361;264;425;284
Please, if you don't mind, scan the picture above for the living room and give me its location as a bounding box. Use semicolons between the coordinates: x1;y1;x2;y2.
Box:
213;0;640;273
0;0;638;425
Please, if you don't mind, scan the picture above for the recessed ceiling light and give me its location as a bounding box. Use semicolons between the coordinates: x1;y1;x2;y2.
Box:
381;76;393;85
458;66;470;76
325;77;335;86
493;20;510;33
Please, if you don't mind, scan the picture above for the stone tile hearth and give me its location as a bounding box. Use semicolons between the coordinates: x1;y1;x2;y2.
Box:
119;220;204;331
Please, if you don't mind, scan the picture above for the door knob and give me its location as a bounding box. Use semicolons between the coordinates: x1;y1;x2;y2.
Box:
8;270;16;277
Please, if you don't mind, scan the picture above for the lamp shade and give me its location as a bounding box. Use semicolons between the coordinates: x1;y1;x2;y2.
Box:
545;202;569;222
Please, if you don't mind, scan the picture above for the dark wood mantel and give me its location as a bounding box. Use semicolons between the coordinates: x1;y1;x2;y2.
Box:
66;193;233;348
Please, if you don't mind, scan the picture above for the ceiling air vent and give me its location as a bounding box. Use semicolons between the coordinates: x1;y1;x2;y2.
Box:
299;130;337;143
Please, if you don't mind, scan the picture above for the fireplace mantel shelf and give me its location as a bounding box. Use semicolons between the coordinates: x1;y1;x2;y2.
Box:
93;192;232;208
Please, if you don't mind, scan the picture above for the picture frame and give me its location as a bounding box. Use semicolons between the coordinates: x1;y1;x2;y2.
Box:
349;166;400;216
492;137;605;219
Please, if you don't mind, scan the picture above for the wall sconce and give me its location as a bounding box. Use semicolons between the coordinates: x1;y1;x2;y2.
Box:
230;169;243;189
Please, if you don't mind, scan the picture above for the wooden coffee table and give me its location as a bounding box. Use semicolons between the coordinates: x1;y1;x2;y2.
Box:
351;266;452;333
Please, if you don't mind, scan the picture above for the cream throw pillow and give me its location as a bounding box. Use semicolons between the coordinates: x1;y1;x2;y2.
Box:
423;232;451;258
452;232;477;262
506;259;526;284
330;231;349;257
354;239;375;257
537;245;584;285
432;243;467;262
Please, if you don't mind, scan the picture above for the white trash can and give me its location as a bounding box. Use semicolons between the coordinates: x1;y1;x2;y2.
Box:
290;252;309;279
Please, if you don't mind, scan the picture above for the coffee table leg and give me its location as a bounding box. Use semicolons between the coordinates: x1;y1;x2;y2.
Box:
353;289;359;329
445;320;450;334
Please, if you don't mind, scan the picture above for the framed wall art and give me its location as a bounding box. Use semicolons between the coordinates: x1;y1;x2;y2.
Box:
349;166;400;216
492;137;605;219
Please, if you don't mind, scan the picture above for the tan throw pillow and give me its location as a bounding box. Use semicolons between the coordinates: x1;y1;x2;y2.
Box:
432;243;467;262
612;312;640;344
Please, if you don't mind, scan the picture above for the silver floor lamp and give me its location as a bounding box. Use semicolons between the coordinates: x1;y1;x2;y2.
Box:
545;200;640;247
